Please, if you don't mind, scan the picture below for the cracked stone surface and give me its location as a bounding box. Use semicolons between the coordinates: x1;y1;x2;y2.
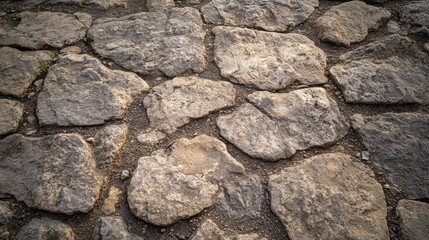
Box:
0;134;102;214
0;99;24;136
269;153;389;240
217;88;349;161
93;123;128;167
213;26;327;90
191;219;267;240
16;218;76;240
93;216;143;240
201;0;319;32
88;8;206;77
397;200;429;240
37;53;149;126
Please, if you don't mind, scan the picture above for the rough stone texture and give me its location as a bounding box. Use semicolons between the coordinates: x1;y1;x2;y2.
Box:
217;88;349;161
16;218;76;240
269;153;389;240
213;27;327;90
0;47;54;97
0;134;102;214
146;0;175;11
138;76;235;143
330;34;429;104
88;8;206;77
201;0;319;32
0;201;14;225
191;219;266;240
0;11;90;49
0;99;24;136
50;0;127;9
101;186;121;215
400;1;429;36
37;54;149;126
93;216;143;240
128;135;246;226
60;46;82;54
397;200;429;240
93;124;128;166
315;1;391;46
352;113;429;199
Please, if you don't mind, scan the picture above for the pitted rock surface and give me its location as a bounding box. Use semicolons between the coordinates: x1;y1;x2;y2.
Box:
201;0;319;32
0;47;54;97
397;200;429;240
0;134;102;214
191;219;267;240
0;99;24;136
88;8;206;77
217;88;349;161
16;218;76;240
213;27;327;90
269;153;389;240
128;135;246;226
93;216;143;240
352;113;429;199
93;123;128;167
37;54;149;126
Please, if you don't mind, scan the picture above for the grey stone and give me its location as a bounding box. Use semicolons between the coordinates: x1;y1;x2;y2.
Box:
50;0;127;9
0;47;54;97
387;20;400;34
146;0;175;11
88;8;206;77
269;153;389;240
0;11;90;49
37;54;149;126
101;186;121;215
400;1;429;36
0;99;24;136
93;216;143;240
0;201;14;225
217;88;349;161
128;135;246;226
397;200;429;240
16;218;76;240
201;0;319;32
315;1;391;46
0;134;102;214
361;151;370;161
351;113;429;199
213;26;327;91
191;219;266;240
93;124;128;166
330;34;429;104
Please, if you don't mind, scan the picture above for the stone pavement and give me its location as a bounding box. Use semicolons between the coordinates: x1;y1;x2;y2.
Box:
0;0;428;239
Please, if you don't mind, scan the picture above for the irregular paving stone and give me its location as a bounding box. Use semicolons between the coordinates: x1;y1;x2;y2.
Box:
213;27;327;90
397;200;429;240
16;218;76;240
50;0;127;9
101;186;121;215
269;153;389;240
93;216;143;240
0;201;14;225
191;219;266;240
400;1;429;36
0;134;102;214
146;0;175;11
94;124;128;166
201;0;319;32
0;11;90;49
217;88;349;161
0;99;24;136
351;113;429;199
37;54;149;126
128;135;246;226
315;1;391;46
0;47;54;97
330;34;429;104
138;76;235;143
88;8;206;77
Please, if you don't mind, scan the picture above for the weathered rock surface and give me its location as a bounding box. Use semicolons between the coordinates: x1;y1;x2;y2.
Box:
138;76;235;143
217;88;349;161
93;216;143;240
0;134;102;214
352;113;429;199
0;11;90;49
94;124;128;166
400;1;429;36
37;54;149;126
397;200;429;240
146;0;175;11
201;0;319;32
0;201;14;225
330;34;429;104
128;135;246;226
101;186;121;215
269;153;389;240
16;218;76;240
50;0;127;9
0;47;54;97
213;27;327;90
88;8;206;76
315;1;391;46
0;99;24;136
191;219;266;240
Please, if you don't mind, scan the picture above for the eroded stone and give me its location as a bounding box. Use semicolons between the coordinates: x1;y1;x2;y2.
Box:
16;218;76;240
93;124;128;166
0;99;24;136
397;200;429;240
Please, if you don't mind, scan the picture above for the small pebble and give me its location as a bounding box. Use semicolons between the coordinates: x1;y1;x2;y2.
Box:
33;79;43;91
160;228;166;233
424;43;429;52
386;20;400;34
25;129;38;135
86;137;95;143
27;92;35;98
121;170;130;180
361;151;370;161
334;91;342;96
383;184;390;189
355;152;361;158
155;77;162;81
107;62;114;67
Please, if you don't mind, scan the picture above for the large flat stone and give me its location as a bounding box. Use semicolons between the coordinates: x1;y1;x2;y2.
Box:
213;27;327;90
351;113;429;199
397;200;429;240
269;153;389;240
16;218;76;240
88;8;206;77
0;99;23;136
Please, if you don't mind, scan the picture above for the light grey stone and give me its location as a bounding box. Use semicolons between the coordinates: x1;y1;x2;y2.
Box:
93;124;128;166
191;219;266;240
0;201;14;225
400;1;429;36
351;113;429;199
0;99;23;136
0;134;102;214
121;170;130;180
37;54;149;126
217;88;349;161
16;218;76;240
213;26;327;90
269;153;389;240
146;0;175;11
397;200;429;240
88;8;206;77
93;216;143;240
